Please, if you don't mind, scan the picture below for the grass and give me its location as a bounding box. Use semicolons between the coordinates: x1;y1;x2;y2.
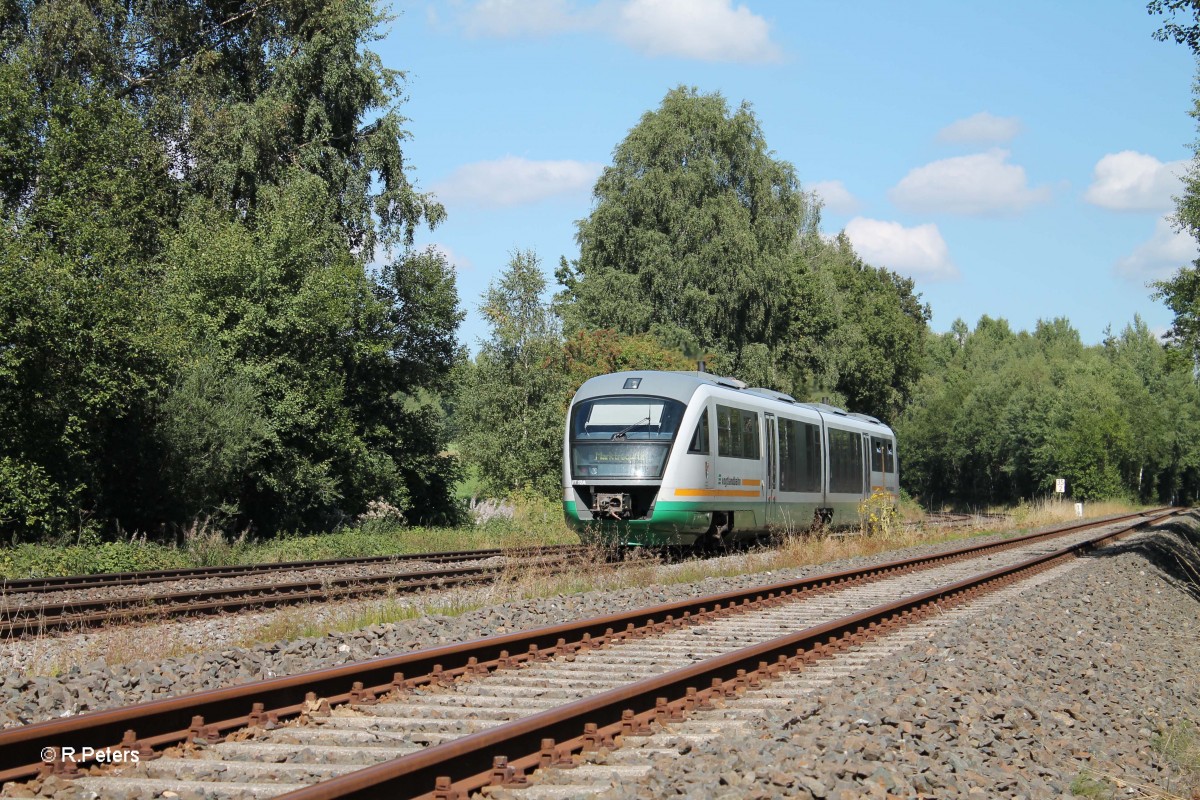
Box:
1070;718;1200;798
1007;497;1139;529
0;500;578;580
4;498;1150;679
0;492;1146;581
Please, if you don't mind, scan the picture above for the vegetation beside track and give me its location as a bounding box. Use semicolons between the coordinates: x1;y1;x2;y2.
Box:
0;494;1139;581
5;501;1148;679
0;496;576;580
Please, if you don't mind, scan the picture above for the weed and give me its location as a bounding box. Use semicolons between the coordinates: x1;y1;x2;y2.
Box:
1071;771;1114;798
858;488;899;538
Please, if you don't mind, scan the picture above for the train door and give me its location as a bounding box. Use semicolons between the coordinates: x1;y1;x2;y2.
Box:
871;435;897;495
869;435;886;495
764;413;778;524
861;433;871;499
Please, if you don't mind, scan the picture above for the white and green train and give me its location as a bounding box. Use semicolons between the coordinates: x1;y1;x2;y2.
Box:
562;370;899;547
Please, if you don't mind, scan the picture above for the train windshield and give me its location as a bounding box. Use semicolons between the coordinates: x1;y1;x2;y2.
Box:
569;396;686;479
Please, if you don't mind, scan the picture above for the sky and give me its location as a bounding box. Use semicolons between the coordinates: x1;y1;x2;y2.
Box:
379;0;1199;352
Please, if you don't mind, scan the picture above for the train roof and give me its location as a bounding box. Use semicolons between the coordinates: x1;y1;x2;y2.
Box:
572;371;893;433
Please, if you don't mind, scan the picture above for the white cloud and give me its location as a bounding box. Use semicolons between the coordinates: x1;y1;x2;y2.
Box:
888;149;1050;215
844;217;959;281
1084;151;1188;212
936;112;1023;145
462;0;588;36
459;0;782;63
810;180;859;214
614;0;782;63
1114;217;1198;281
428;243;474;272
432;156;603;208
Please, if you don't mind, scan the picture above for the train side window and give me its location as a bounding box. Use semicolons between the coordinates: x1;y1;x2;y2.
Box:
688;408;710;454
805;423;822;491
828;428;864;493
780;418;821;492
870;436;898;474
742;412;760;460
716;404;759;459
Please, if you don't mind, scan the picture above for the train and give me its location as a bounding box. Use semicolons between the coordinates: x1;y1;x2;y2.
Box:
562;370;899;547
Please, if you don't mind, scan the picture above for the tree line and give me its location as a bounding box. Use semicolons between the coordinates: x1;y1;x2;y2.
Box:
3;1;1200;542
0;0;460;539
897;316;1200;505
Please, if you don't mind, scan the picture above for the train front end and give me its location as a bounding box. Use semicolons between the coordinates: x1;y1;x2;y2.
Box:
562;372;711;546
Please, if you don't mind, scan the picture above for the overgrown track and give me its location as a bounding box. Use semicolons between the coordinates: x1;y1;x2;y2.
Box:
0;545;588;638
907;511;1008;527
0;545;586;594
0;508;1176;798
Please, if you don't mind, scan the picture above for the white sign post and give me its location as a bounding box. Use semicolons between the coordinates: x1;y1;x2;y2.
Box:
1055;478;1066;495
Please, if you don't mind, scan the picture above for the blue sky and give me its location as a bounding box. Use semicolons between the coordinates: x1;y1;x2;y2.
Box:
380;0;1198;351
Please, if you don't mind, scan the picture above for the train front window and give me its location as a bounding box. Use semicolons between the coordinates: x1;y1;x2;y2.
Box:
570;396;686;479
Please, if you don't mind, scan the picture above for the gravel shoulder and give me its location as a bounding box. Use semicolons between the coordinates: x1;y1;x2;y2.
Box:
1;524;1034;727
2;511;1194;800
587;513;1200;799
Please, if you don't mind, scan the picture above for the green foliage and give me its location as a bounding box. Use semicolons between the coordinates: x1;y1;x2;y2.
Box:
456;249;704;501
161;177;462;531
0;0;459;540
1149;1;1200;53
896;315;1200;507
157;356;272;525
562;86;809;360
1152;260;1200;376
0;457;61;541
557;86;929;421
457;250;566;499
0;537;189;579
552;328;695;406
797;234;930;418
0;55;176;539
1146;48;1200;376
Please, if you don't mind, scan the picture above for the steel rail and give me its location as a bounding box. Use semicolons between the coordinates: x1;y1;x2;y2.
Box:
0;544;587;594
0;507;1174;785
0;553;582;638
280;508;1177;800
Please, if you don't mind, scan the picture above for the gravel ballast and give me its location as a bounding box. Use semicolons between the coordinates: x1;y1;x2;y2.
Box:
582;514;1200;799
0;525;1035;726
1;512;1196;800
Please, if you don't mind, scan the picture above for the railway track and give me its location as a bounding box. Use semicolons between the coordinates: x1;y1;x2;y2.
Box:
0;507;1177;799
0;545;588;638
0;511;1002;638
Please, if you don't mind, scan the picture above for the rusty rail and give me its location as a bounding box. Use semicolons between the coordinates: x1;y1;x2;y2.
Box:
0;508;1175;787
0;544;587;594
281;508;1177;800
0;550;585;638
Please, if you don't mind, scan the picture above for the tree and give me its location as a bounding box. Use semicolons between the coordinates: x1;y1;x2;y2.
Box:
0;19;177;538
557;87;928;421
558;86;812;366
458;251;566;498
552;328;695;408
801;234;930;419
896;314;1200;507
1149;10;1200;375
160;178;462;532
1152;259;1200;375
0;0;455;539
1149;1;1200;53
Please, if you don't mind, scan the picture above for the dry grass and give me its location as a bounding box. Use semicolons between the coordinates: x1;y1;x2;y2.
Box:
3;503;1147;678
1072;702;1198;798
1007;497;1137;529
